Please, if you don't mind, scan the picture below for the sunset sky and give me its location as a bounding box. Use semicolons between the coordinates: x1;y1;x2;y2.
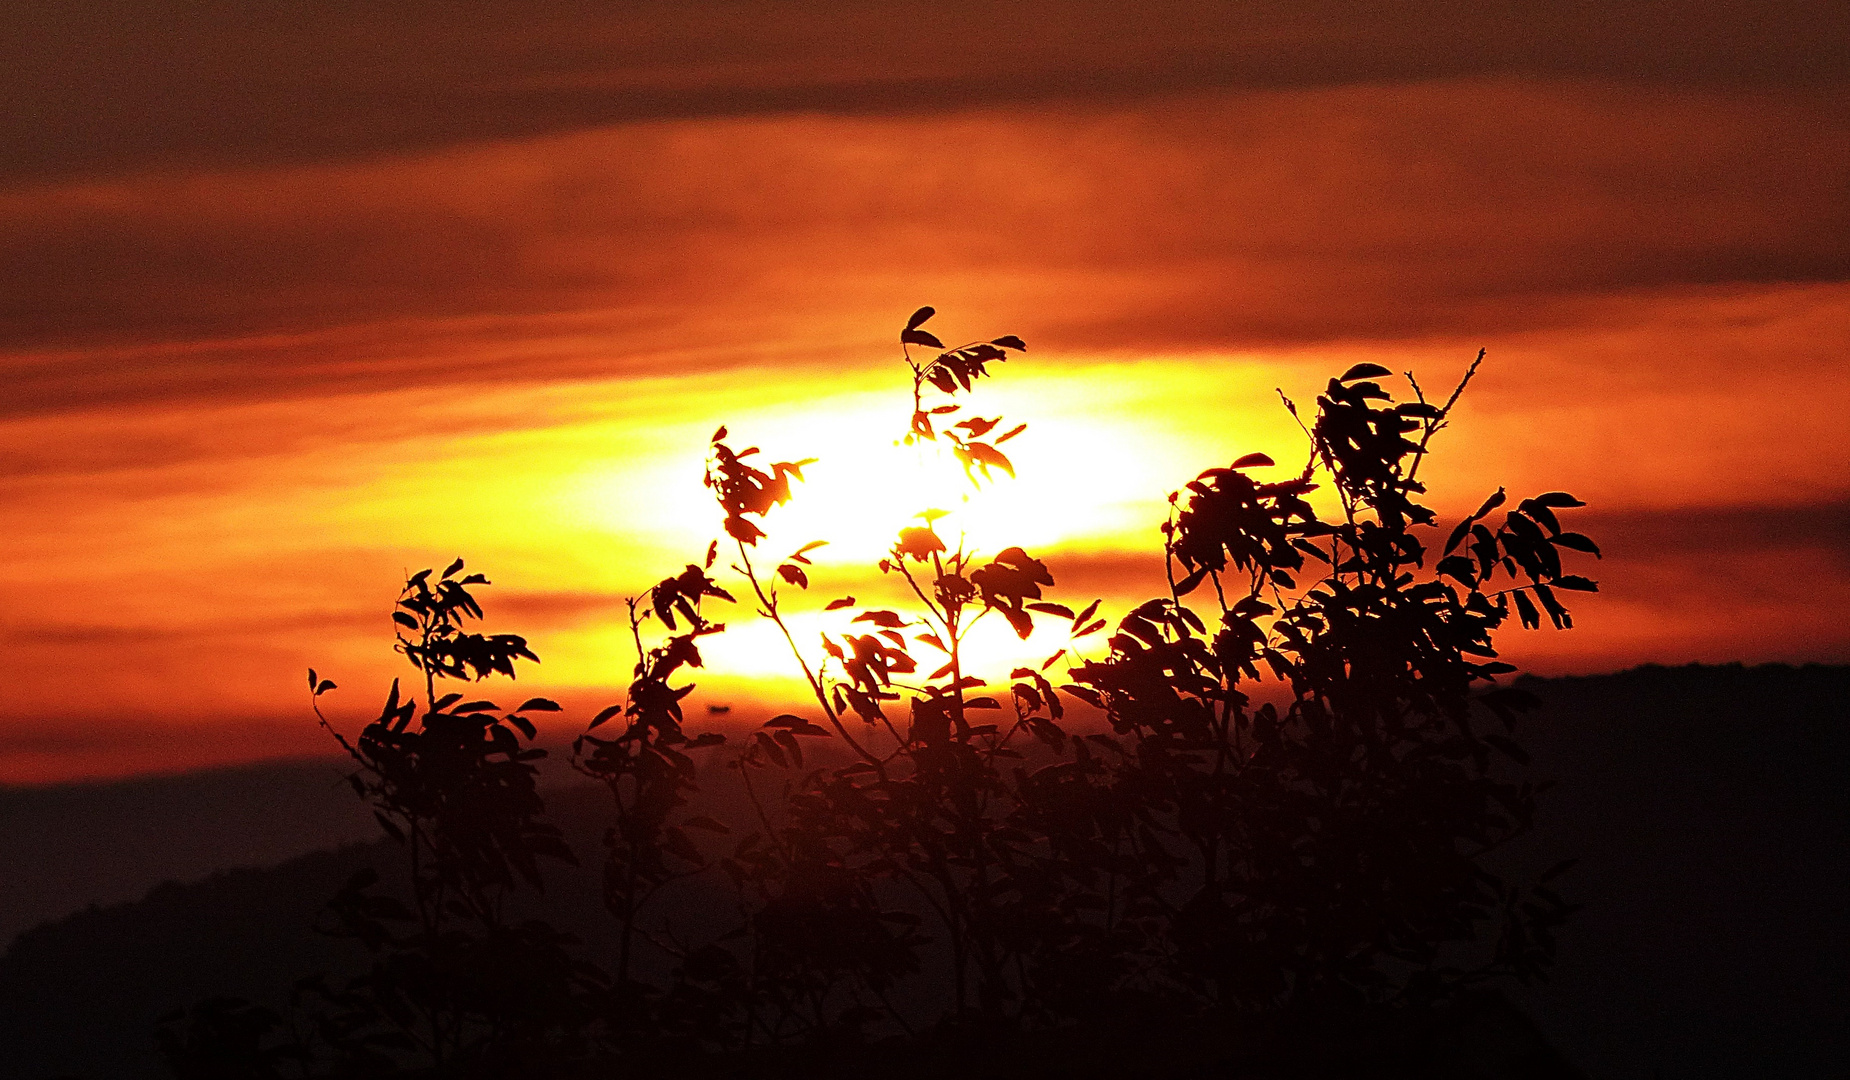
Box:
2;1;1847;783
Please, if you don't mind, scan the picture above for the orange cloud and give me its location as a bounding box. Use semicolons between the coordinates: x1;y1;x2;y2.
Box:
2;75;1846;781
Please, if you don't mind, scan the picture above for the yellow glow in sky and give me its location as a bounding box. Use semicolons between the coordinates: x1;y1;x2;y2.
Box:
528;356;1288;687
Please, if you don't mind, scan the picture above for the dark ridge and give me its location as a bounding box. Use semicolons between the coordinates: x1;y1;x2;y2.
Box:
5;1;1848;186
1511;662;1850;1078
0;844;380;1080
0;757;376;947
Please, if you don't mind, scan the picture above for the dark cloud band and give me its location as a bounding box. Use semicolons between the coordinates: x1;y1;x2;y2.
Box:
4;0;1847;184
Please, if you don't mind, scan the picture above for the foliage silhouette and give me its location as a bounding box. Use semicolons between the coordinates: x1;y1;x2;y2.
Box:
159;562;594;1077
163;309;1596;1077
607;311;1593;1041
568;563;732;1049
304;561;594;1075
1062;358;1583;1010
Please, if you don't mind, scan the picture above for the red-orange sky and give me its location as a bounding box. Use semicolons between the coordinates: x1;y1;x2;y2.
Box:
2;1;1847;783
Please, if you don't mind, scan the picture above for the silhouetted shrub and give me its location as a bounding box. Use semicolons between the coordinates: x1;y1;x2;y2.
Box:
609;314;1591;1044
166;309;1595;1077
162;566;596;1077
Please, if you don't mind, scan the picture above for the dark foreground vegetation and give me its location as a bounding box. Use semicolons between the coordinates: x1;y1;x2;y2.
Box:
5;667;1849;1078
7;662;1848;1077
7;311;1627;1078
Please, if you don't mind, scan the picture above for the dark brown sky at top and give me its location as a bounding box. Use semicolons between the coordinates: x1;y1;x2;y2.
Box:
6;0;1847;183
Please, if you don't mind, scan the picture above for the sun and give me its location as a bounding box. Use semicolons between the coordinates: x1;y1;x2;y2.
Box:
542;355;1303;692
563;370;1189;577
689;378;1193;571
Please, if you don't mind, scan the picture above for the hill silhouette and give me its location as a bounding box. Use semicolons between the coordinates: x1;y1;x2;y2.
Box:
1509;662;1850;1078
0;758;376;947
2;664;1844;1079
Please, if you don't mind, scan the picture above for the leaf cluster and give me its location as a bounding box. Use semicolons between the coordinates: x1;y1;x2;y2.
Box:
902;305;1029;483
280;560;591;1074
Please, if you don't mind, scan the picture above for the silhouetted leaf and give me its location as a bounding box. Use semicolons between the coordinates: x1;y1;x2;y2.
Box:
373;811;406;844
1551;532;1601;555
1444;518;1474;555
896;526;946;561
961;441;1014;478
1437;555;1477;585
773;728;804;766
752;730;787;768
663;826;703;864
905;305;935;331
1339;362;1393;382
1512;589;1541;629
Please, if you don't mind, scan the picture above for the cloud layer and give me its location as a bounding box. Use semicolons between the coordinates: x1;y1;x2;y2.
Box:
3;81;1847;417
6;0;1846;183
